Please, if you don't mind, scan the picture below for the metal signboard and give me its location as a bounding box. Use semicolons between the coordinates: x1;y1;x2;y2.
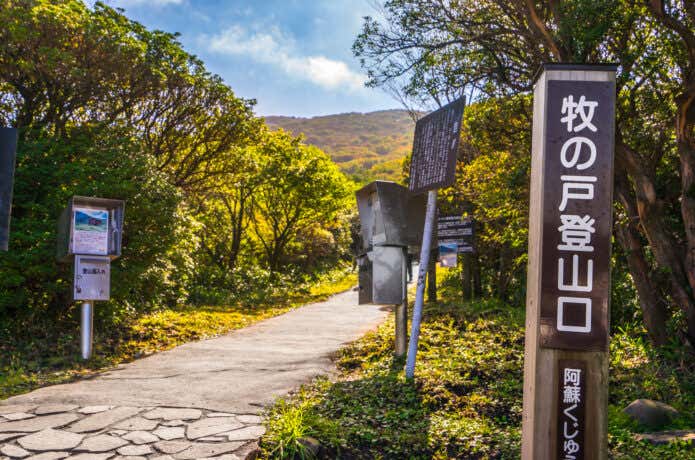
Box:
0;128;18;251
355;181;426;251
539;80;615;352
57;196;125;261
74;255;111;301
408;97;466;194
437;215;474;253
357;246;405;305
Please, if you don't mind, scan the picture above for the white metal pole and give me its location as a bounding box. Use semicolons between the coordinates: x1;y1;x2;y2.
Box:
405;190;437;378
81;302;93;360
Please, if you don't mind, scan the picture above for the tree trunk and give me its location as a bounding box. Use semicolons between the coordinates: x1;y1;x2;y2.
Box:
676;93;695;344
473;253;482;298
646;0;695;346
617;142;695;344
614;176;669;345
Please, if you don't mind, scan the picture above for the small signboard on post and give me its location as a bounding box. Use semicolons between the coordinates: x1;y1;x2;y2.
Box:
58;196;125;360
74;255;111;301
405;96;466;379
0;128;18;251
408;97;466;194
522;64;616;460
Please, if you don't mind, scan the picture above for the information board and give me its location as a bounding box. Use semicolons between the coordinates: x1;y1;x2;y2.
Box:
437;215;474;253
0;128;18;251
409;97;466;194
539;80;615;351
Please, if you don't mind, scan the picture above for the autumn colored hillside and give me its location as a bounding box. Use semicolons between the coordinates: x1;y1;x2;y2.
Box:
266;110;416;183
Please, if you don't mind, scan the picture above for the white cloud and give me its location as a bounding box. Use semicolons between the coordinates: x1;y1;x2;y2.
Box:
205;26;366;92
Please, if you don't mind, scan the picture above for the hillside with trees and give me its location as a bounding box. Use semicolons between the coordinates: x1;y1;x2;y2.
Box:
266;110;416;183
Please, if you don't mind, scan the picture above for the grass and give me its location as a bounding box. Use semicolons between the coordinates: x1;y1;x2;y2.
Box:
0;268;357;400
260;272;695;459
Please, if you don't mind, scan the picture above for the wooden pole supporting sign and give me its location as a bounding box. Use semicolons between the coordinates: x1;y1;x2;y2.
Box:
521;64;617;460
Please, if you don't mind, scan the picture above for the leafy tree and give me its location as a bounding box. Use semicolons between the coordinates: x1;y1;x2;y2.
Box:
0;125;184;331
251;131;353;271
354;0;695;346
0;0;261;190
0;1;354;350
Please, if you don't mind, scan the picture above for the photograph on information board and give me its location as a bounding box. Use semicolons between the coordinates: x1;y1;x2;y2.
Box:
73;208;109;255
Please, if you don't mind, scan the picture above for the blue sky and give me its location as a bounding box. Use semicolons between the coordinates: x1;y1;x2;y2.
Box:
99;0;398;117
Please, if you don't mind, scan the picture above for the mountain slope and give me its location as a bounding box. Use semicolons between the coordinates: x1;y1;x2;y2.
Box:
265;110;416;183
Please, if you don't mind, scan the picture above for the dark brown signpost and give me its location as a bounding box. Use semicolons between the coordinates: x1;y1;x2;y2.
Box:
539;80;615;352
522;64;616;460
409;97;466;194
0;128;18;251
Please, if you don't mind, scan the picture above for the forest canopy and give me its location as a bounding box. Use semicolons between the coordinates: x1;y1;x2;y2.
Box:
0;0;354;336
355;0;695;347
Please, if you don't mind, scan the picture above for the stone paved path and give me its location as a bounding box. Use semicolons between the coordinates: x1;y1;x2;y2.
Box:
0;290;389;458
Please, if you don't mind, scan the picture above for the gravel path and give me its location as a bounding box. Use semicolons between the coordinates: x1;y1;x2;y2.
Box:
0;289;389;459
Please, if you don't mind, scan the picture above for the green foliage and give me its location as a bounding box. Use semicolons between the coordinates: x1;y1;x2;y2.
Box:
264;391;339;460
0;0;356;397
0;125;183;327
262;278;695;459
250;131;354;270
353;0;695;346
556;0;620;62
438;95;531;302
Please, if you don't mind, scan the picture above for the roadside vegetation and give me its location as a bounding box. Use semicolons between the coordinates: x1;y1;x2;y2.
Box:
0;267;356;399
0;0;356;399
260;270;695;459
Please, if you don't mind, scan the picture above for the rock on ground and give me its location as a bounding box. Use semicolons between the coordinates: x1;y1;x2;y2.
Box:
624;399;679;428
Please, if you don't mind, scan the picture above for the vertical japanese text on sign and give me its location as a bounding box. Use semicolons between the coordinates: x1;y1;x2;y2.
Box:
558;360;587;460
540;81;615;351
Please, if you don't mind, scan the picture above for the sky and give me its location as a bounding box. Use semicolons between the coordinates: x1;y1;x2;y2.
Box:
98;0;398;117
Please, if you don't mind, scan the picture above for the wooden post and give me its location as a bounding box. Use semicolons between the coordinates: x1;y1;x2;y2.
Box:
461;252;472;300
427;254;437;303
521;64;616;460
473;253;482;298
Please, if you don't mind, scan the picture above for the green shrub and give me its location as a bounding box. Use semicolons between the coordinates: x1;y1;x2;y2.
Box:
0;125;185;336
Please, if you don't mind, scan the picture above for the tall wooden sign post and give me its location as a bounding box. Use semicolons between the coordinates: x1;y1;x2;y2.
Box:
522;64;616;460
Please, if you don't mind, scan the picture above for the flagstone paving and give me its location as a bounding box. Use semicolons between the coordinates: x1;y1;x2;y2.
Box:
0;404;267;459
1;290;388;458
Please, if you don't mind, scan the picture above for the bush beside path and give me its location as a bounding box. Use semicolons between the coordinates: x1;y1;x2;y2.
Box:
260;283;695;459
